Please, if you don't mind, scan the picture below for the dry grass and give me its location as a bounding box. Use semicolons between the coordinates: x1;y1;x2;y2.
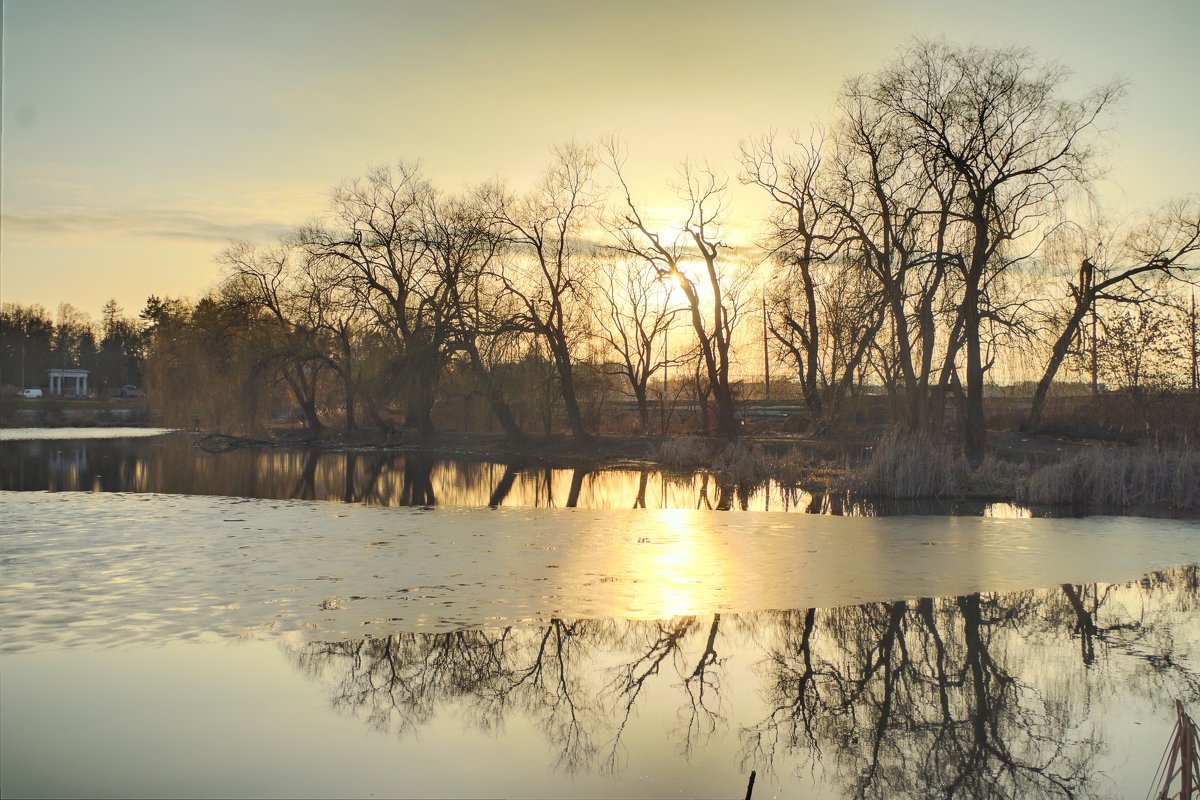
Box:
856;427;970;499
1019;446;1200;511
763;449;812;487
657;436;716;469
969;455;1029;499
711;440;771;484
655;437;776;484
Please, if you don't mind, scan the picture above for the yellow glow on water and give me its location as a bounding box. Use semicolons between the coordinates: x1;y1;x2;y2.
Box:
620;508;732;619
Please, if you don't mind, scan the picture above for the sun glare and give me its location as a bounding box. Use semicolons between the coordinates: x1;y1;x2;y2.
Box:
625;508;730;619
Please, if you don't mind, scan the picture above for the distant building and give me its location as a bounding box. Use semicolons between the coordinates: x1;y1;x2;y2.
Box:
47;368;90;397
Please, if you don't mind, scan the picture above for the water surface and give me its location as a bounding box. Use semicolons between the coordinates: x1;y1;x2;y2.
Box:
0;429;1024;515
1;430;1198;798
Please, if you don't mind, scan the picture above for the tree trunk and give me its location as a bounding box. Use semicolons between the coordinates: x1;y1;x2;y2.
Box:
799;257;823;416
565;468;587;507
1026;302;1090;432
400;455;436;506
962;252;986;463
633;471;648;508
634;383;650;433
342;377;357;433
403;343;441;434
405;375;436;433
460;340;524;442
487;464;520;507
282;365;323;432
548;334;589;441
339;337;357;433
713;380;738;439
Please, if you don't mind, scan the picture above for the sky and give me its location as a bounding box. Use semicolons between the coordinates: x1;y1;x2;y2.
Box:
2;0;1198;322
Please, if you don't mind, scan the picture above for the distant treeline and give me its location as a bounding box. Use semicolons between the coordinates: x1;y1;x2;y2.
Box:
6;41;1198;452
0;300;143;397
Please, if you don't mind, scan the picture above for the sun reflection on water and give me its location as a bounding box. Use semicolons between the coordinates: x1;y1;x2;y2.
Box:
622;508;732;619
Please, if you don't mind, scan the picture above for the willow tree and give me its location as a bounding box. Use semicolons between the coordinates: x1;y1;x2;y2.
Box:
299;164;456;434
419;188;525;441
219;241;330;431
863;40;1122;459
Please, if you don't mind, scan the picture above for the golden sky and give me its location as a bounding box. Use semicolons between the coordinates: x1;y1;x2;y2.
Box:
2;0;1197;319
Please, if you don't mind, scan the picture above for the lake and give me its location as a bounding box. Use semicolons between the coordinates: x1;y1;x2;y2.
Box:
1;429;1198;798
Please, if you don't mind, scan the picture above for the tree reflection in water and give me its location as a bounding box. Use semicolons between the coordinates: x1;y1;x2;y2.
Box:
747;593;1095;799
288;567;1199;798
3;434;1017;514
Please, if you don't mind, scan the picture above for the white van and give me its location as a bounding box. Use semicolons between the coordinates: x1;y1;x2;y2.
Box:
17;388;43;399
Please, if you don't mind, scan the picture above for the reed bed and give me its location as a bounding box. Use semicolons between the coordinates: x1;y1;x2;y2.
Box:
657;436;716;469
1020;447;1200;511
856;427;970;499
711;440;771;484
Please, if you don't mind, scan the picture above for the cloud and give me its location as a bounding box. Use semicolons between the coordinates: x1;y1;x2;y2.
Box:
1;207;293;245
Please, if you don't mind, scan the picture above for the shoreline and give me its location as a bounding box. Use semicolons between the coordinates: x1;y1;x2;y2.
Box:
6;422;1195;515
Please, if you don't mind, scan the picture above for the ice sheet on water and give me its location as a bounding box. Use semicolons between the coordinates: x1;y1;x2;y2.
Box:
0;427;175;441
1;490;1198;650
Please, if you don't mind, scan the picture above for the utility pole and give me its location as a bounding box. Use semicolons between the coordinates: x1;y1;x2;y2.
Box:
661;320;668;436
1083;259;1098;395
1090;305;1099;395
761;294;771;402
1191;291;1197;393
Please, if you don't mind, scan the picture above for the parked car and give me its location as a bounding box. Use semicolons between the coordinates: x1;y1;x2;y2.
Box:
17;388;43;399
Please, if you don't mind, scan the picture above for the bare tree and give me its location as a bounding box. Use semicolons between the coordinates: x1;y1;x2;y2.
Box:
300;163;453;434
740;131;845;416
419;187;526;441
865;39;1123;458
606;143;747;439
589;256;685;432
834;74;970;432
1026;199;1200;430
219;241;331;430
487;142;601;441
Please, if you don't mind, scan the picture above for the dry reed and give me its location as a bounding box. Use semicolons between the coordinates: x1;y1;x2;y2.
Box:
711;440;771;484
1020;447;1200;511
657;437;715;469
856;427;970;498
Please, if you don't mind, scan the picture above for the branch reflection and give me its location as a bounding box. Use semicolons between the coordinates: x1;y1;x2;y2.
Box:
287;567;1199;796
